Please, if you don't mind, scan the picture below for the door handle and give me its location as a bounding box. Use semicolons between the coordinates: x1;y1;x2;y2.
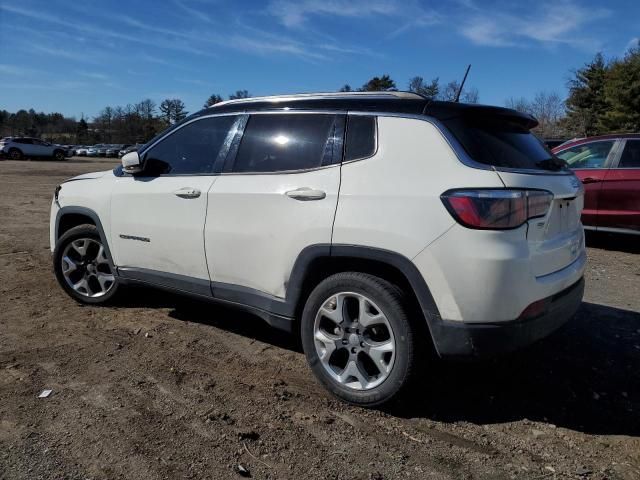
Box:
581;177;601;184
173;187;201;198
285;187;326;201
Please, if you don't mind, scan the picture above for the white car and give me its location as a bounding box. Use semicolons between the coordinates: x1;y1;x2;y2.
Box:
75;146;89;156
49;92;586;406
1;137;68;161
86;145;102;157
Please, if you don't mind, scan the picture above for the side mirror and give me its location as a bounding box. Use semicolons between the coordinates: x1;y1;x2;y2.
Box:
122;151;143;174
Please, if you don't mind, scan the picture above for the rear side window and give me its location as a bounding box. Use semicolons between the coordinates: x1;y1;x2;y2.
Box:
345;115;376;161
442;116;565;171
619;140;640;168
143;116;236;175
556;141;615;169
232;114;337;173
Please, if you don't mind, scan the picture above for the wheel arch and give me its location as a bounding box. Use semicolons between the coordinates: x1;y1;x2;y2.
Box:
55;206;116;273
289;245;442;345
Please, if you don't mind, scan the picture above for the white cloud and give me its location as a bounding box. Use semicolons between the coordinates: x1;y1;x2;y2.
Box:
174;0;214;23
78;72;110;81
0;64;39;75
268;0;398;27
459;1;610;49
625;37;639;52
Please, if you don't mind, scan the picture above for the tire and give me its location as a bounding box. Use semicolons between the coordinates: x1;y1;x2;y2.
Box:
53;150;66;161
53;224;120;304
8;148;23;160
301;272;418;407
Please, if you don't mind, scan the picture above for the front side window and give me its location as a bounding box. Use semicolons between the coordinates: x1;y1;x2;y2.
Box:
345;115;376;161
231;114;337;173
556;141;615;169
618;140;640;168
143;116;237;175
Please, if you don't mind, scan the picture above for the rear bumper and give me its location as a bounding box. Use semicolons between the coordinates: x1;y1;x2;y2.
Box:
430;278;584;358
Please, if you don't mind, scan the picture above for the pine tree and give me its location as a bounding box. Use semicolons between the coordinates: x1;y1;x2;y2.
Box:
602;46;640;132
565;53;609;136
204;94;224;108
360;75;396;91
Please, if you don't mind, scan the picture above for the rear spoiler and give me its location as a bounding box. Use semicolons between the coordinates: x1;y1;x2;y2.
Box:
423;101;539;130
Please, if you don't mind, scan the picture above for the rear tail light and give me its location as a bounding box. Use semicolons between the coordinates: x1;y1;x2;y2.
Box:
441;189;553;230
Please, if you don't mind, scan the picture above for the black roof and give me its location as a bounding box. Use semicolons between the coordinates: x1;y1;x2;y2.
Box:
189;92;537;127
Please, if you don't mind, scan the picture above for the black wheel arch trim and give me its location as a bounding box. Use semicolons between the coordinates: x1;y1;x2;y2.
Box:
54;206;117;273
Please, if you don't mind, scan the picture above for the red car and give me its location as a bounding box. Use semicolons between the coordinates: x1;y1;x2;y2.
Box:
553;134;640;235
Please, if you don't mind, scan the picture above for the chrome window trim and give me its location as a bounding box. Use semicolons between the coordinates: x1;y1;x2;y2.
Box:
139;108;574;177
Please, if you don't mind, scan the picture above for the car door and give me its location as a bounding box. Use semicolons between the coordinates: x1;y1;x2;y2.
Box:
556;140;618;228
110;115;239;294
598;139;640;232
35;139;54;157
205;112;343;306
16;138;37;156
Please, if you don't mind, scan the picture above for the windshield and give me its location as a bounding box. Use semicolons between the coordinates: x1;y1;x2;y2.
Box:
442;115;567;172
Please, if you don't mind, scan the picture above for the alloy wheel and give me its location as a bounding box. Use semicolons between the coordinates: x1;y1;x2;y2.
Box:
60;238;115;298
313;292;396;391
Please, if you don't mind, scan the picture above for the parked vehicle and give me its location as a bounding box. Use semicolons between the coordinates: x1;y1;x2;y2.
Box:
118;144;137;157
118;144;138;158
50;92;586;406
543;139;568;150
87;145;102;157
75;146;89;156
0;136;68;161
105;145;123;158
97;146;109;157
553;134;640;235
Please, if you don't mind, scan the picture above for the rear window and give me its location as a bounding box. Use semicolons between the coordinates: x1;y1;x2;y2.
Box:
442;116;566;172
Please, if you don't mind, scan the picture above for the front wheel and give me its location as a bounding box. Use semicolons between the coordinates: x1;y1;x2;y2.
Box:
53;224;120;304
53;150;66;161
301;272;418;407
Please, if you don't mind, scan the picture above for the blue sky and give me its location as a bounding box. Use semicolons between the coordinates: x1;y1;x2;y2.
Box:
0;0;638;119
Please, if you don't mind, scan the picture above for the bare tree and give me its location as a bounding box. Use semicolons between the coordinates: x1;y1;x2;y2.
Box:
505;92;566;138
505;97;531;113
408;76;439;98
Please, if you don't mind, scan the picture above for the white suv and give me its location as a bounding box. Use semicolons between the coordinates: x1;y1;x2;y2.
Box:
1;137;68;161
50;92;586;406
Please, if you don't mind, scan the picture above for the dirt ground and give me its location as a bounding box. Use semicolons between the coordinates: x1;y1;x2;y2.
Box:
1;157;639;480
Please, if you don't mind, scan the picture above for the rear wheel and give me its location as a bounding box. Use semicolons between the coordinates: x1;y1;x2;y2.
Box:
301;272;418;406
53;150;66;161
8;148;23;160
53;225;120;304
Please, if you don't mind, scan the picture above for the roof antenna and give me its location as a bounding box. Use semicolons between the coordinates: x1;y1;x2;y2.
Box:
454;64;471;103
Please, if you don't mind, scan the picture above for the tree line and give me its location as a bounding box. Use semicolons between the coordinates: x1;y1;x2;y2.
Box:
1;47;638;145
505;44;640;139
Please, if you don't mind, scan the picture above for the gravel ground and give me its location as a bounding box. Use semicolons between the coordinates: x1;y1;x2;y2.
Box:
1;157;639;480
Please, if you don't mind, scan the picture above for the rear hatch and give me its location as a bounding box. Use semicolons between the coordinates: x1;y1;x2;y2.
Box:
435;106;584;277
